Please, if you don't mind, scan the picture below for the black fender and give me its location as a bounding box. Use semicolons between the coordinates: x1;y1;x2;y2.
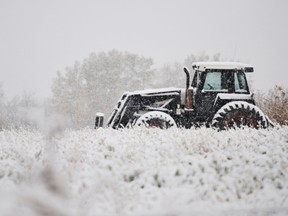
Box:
212;93;255;117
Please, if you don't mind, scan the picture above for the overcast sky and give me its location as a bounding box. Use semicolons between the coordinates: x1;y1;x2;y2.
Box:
1;0;287;98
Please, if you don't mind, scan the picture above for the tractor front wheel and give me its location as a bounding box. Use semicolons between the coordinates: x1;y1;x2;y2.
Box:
135;111;176;129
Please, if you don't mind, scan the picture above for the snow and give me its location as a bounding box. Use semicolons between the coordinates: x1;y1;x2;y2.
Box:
95;112;104;117
0;127;288;216
192;62;254;72
131;87;182;95
214;93;253;102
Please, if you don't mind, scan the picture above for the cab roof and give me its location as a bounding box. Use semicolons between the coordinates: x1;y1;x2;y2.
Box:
192;62;254;72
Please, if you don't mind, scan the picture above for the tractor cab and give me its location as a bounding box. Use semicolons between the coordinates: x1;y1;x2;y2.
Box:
184;62;254;122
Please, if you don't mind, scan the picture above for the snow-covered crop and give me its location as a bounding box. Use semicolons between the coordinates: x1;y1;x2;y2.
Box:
0;127;288;216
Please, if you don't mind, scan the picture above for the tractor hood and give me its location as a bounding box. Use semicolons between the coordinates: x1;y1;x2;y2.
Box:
127;87;186;106
129;87;183;96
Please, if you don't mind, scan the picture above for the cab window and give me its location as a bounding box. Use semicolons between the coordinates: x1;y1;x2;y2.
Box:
234;71;248;93
203;72;223;90
191;71;200;87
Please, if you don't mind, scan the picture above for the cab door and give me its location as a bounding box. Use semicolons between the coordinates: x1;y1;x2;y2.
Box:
195;71;229;120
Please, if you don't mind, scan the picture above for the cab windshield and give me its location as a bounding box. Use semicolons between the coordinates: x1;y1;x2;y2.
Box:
202;70;249;93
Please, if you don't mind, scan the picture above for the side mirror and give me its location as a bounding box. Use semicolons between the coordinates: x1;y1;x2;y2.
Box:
95;112;104;129
244;67;254;73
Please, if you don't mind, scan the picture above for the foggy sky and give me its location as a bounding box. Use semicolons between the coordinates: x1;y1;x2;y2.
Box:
1;0;288;98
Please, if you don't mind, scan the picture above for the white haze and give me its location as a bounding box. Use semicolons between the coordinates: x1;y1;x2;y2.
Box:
1;0;288;98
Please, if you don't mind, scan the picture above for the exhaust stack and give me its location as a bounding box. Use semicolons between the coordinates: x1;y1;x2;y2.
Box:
183;67;190;90
183;67;193;109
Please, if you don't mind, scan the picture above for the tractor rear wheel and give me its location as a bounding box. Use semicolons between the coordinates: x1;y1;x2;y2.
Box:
135;111;176;129
212;101;268;130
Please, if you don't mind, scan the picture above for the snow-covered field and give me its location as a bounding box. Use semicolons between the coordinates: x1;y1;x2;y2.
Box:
0;126;288;216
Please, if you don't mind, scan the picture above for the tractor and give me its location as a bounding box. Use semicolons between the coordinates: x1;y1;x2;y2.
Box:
95;62;272;130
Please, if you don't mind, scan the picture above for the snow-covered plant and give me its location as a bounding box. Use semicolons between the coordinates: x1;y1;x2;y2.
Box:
256;85;288;125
